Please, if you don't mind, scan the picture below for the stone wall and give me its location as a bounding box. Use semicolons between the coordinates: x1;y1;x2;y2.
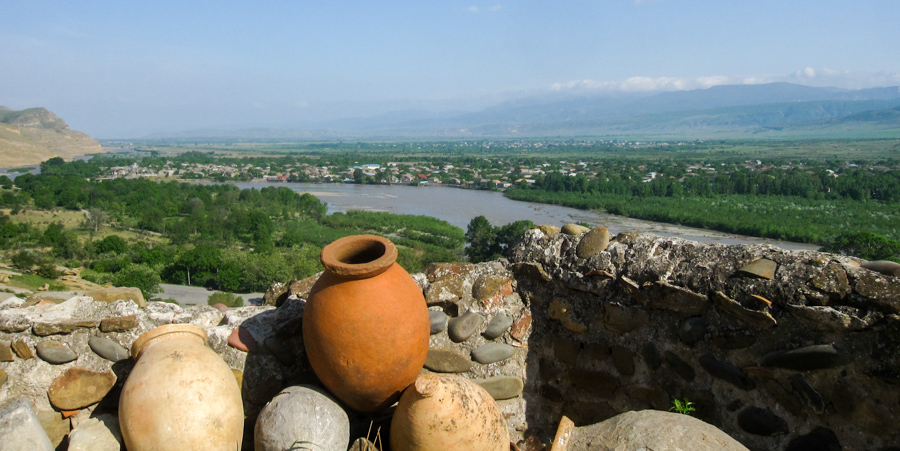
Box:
1;228;899;450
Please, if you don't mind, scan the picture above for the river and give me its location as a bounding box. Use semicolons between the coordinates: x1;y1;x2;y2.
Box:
234;182;819;251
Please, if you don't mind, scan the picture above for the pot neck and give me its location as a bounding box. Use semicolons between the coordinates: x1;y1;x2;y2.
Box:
320;234;398;280
131;324;208;361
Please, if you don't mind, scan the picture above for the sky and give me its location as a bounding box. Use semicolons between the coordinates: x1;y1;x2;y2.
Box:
2;1;899;138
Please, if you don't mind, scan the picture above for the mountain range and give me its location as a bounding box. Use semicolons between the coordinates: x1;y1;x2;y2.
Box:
0;106;102;167
148;82;900;140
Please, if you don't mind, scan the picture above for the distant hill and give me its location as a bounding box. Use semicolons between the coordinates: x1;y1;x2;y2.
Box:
0;106;103;167
142;83;900;140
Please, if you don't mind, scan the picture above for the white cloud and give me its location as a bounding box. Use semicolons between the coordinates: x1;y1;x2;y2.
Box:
467;6;479;13
488;5;502;12
468;4;501;13
551;69;900;94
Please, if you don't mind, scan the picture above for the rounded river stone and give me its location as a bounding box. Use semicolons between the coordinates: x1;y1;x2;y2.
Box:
471;343;515;364
36;342;77;365
88;337;129;362
576;226;611;259
448;311;484;343
429;310;448;335
678;316;707;345
254;385;349;451
482;313;513;340
475;376;524;400
737;406;788;436
424;349;472;373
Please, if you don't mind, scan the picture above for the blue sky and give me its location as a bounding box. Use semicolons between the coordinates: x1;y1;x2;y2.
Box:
2;1;899;138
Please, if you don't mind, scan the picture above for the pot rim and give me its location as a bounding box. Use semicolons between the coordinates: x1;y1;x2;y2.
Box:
131;324;208;361
320;234;398;279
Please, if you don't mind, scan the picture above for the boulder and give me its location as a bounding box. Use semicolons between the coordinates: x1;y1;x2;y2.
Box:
567;410;748;450
85;287;146;308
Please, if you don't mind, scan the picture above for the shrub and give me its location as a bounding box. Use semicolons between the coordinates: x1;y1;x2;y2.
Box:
208;291;244;308
113;264;162;299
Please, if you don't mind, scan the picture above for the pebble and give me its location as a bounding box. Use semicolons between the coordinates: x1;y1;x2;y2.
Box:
263;336;295;365
48;368;117;411
737;406;788;436
0;398;55;451
424;349;472;373
36;342;78;364
254;385;350;451
761;343;851;371
99;315;139;333
698;354;755;390
88;337;129;362
11;339;34;359
471;343;515;364
429;310;447;335
738;258;777;279
447;311;484;342
0;341;12;361
677;316;707;345
482;313;513;339
576;226;611;258
475;376;524;400
561;223;589;235
228;326;259;353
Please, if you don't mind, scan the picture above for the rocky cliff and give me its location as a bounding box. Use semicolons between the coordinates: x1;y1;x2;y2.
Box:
0;228;898;450
0;106;102;167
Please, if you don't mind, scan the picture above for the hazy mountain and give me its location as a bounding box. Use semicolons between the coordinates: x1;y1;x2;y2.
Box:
0;107;103;167
146;83;900;140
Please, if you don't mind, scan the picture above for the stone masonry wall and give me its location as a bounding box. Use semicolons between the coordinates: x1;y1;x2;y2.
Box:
1;228;899;450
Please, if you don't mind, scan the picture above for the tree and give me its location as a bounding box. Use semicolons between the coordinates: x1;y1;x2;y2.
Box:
95;234;129;255
84;208;109;233
114;264;162;299
465;216;498;263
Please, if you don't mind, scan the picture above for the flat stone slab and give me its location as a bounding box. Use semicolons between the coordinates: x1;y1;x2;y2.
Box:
471;343;515;364
474;376;524;400
424;349;472;373
762;344;851;371
48;368;117;411
99;315;139;332
36;342;77;364
32;319;100;336
0;398;55;451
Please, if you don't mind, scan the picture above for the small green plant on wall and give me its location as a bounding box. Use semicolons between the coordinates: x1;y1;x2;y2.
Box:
670;398;696;416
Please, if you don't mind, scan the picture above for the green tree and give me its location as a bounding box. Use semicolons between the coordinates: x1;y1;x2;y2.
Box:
95;235;129;255
113;264;162;299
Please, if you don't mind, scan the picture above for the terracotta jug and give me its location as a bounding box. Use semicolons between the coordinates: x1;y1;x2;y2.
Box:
303;234;430;412
119;324;244;450
390;373;510;451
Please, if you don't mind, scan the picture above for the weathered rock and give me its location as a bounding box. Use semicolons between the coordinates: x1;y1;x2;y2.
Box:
646;281;709;315
790;374;825;414
610;345;635;376
509;309;532;341
576;226;611;259
67;413;122;451
712;291;776;329
570;369;619;397
471;343;515;364
712;330;757;350
737;406;788;436
554;336;580;366
448;311;484;342
624;385;669;410
0;370;6;388
537;224;561;235
263;336;294;365
698;354;755;391
511;262;551;282
88;336;129;362
99;314;138;332
764;380;804;416
35;409;70;448
738;258;777;279
11;339;34;359
0;398;55;451
788;305;873;332
618;276;648;304
424;349;472;373
0;314;30;332
601;303;648;335
482;313;513;339
561;223;590;235
32;319;99;336
48;368;117;410
473;274;513;311
0;342;12;361
785;427;842;451
861;260;900;277
36;341;77;364
568;410;749;451
641;342;661;370
761;343;851;371
853;270;900;313
810;263;851;298
678;316;707;345
475;376;524;400
429;309;448;334
425;277;469;310
85;287;146;308
254;385;350;451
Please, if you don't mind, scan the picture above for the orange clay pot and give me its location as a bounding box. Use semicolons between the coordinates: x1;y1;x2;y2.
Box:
119;324;244;451
303;234;430;412
390;373;510;451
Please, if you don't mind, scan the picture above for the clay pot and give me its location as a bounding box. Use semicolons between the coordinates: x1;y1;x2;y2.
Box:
303;234;430;412
390;373;510;451
119;324;244;450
